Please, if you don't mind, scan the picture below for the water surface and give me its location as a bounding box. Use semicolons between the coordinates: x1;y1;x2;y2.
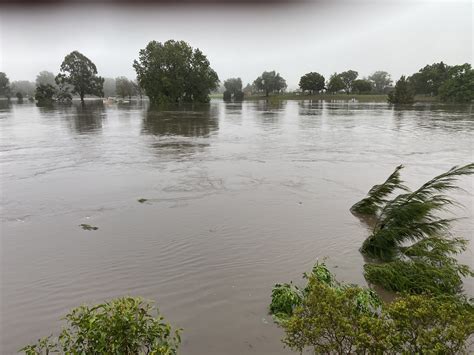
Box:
1;100;473;354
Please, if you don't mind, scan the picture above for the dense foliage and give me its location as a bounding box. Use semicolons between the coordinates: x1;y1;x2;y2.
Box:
409;61;451;96
387;76;415;104
253;71;287;96
134;40;219;105
326;73;345;93
223;77;244;101
353;163;474;295
57;51;104;102
367;70;392;93
351;79;373;94
35;84;56;104
272;264;474;354
0;72;10;97
21;297;181;355
116;76;136;99
438;63;474;103
298;72;325;94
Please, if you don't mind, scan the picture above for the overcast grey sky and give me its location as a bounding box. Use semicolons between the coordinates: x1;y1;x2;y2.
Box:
0;0;472;89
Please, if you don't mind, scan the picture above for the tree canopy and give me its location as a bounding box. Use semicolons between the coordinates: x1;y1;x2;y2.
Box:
438;63;474;103
115;76;136;99
57;51;104;102
299;72;325;94
368;71;392;93
36;71;56;88
339;70;358;93
133;40;219;105
409;62;451;96
0;72;11;97
387;76;415;104
352;79;373;94
223;77;243;95
253;71;287;96
326;73;345;93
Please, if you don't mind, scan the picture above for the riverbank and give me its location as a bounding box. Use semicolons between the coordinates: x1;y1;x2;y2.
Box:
212;93;440;103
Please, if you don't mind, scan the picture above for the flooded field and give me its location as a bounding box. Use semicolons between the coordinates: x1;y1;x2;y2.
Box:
1;99;473;354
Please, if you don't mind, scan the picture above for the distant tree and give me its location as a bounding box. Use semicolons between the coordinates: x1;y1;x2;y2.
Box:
132;81;144;100
409;62;451;96
223;90;232;101
299;72;325;94
327;73;345;93
253;71;287;96
35;84;57;104
387;76;415;104
10;81;36;98
115;77;136;99
352;79;373;94
368;71;392;94
16;92;23;101
223;78;243;95
57;51;104;103
339;70;358;93
242;83;254;95
0;72;11;98
134;40;219;104
103;78;117;98
36;71;57;87
438;63;474;103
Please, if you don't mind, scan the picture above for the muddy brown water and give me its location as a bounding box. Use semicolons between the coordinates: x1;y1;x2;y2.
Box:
1;99;473;354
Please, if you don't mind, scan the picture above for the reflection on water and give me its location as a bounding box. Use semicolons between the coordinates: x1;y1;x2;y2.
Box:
1;100;473;355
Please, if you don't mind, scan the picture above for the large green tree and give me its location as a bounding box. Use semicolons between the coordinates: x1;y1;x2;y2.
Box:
0;72;11;98
299;72;325;94
57;51;104;102
409;62;451;96
253;71;287;96
326;73;345;93
352;79;373;94
438;63;474;103
133;40;219;104
339;70;358;93
368;70;392;93
223;77;243;95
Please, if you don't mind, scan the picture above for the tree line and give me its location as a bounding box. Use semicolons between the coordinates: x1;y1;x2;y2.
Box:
0;40;472;105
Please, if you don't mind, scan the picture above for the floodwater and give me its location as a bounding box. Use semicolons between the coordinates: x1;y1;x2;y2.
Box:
1;99;473;354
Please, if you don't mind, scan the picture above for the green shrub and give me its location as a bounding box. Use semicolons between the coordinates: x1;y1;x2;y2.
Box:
21;297;181;355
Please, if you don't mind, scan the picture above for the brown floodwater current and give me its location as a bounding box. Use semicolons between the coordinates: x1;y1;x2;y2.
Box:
1;99;473;354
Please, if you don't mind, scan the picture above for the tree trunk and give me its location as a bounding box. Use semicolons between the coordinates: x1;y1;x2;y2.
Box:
80;91;84;103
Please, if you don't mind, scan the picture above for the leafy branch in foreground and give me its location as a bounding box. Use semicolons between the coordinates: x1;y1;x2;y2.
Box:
20;297;181;355
359;163;473;261
351;164;407;216
278;266;474;354
353;163;474;295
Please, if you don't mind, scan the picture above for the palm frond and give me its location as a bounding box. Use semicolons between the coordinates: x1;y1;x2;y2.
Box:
360;163;474;261
351;165;407;216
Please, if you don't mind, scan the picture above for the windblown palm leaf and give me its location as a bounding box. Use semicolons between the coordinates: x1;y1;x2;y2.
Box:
351;165;407;216
360;163;474;261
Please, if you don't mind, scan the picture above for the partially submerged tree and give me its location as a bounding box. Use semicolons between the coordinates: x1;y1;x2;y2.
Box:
21;297;181;355
299;72;325;94
387;76;415;104
57;51;104;102
409;61;451;96
35;84;56;104
253;71;287;96
0;72;10;98
223;77;244;101
134;40;219;104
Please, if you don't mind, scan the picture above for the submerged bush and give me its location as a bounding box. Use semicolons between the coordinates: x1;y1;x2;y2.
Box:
280;268;474;354
21;297;181;355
